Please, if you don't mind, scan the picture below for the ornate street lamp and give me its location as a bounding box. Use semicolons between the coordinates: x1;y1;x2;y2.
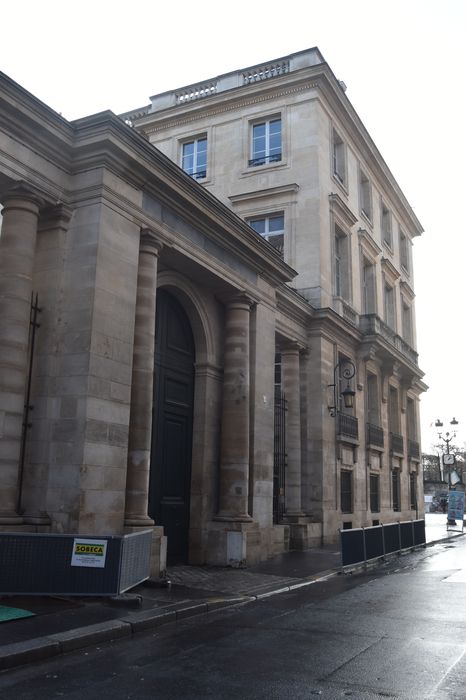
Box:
436;417;460;487
328;360;356;417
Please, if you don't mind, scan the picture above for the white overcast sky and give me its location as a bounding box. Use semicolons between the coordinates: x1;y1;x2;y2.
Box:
2;0;465;452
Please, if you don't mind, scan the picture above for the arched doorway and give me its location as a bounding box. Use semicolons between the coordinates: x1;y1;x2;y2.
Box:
149;289;195;562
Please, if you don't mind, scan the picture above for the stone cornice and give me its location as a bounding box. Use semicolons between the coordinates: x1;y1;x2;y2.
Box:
381;257;401;283
229;183;299;204
68;112;298;288
0;72;74;175
358;228;382;258
132;61;423;238
329;192;358;228
400;279;415;301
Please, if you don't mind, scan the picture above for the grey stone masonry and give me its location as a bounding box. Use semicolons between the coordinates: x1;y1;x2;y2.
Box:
0;185;42;523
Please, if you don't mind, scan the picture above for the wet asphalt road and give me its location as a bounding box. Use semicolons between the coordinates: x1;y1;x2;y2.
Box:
1;538;466;699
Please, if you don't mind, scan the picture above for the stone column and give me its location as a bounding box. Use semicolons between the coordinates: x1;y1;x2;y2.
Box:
0;185;42;523
282;343;304;518
124;230;162;527
216;295;253;522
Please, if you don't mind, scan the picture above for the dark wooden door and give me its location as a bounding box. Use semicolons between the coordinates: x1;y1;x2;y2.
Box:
149;290;195;562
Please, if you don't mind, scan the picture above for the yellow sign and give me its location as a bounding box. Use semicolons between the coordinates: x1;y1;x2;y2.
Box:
71;538;107;568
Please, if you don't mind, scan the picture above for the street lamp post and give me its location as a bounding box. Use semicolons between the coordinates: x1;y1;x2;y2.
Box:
435;418;460;526
328;360;356;418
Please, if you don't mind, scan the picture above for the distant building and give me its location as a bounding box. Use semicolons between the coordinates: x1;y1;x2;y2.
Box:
0;49;426;575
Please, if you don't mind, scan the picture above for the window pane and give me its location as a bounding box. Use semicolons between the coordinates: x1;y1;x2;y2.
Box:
249;218;265;234
269;215;284;233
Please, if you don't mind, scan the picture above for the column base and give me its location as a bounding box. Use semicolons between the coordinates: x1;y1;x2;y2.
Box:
206;519;260;567
23;512;51;527
213;512;253;523
124;515;155;528
0;512;24;526
288;522;323;550
282;512;307;523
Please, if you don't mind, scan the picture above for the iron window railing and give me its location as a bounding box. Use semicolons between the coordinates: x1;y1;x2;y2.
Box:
248;153;282;167
367;423;384;448
390;432;404;455
190;169;207;180
337;412;359;440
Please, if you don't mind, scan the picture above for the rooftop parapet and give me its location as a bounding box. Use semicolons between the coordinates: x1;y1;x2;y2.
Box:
148;47;325;113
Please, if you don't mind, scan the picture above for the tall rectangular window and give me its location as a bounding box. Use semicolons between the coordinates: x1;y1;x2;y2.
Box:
181;137;207;179
400;229;409;272
402;301;412;344
410;472;417;510
341;470;353;514
407;398;417;440
392;470;401;512
249;213;284;255
381;202;392;248
332;129;346;185
367;373;380;426
250;118;282;166
389;386;400;434
359;169;372;220
370;474;380;513
384;283;395;330
335;226;350;300
362;258;376;314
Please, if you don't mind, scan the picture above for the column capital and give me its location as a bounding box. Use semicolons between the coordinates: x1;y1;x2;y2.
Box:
281;340;306;355
140;228;163;257
1;181;45;211
38;203;73;232
224;292;255;310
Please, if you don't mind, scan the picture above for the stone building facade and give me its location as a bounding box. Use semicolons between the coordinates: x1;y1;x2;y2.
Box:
0;48;426;576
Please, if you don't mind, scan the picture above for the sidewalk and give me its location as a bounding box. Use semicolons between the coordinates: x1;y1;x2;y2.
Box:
0;516;460;672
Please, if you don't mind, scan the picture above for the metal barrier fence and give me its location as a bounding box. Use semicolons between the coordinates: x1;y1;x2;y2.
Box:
340;519;426;568
0;530;152;596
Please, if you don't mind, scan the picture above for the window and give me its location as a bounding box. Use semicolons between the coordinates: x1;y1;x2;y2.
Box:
367;373;380;427
250;118;282;167
389;386;400;435
359;169;372;220
332;129;346;185
381;202;392;248
384;283;395;330
370;474;380;513
410;472;417;510
334;226;350;300
362;257;376;314
181;137;207;179
407;399;416;440
249;213;284;255
402;301;412;345
341;470;353;514
392;469;401;511
399;229;409;272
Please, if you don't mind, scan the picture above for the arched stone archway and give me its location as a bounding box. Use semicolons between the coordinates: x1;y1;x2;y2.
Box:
151;276;223;564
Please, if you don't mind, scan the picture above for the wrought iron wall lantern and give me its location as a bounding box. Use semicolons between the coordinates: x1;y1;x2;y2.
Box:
328;360;356;417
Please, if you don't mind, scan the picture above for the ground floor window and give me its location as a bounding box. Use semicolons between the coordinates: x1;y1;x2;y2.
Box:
410;472;417;510
392;469;401;512
341;470;353;513
370;473;380;513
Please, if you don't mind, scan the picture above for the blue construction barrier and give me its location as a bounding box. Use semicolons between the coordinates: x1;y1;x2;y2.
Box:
340;519;425;568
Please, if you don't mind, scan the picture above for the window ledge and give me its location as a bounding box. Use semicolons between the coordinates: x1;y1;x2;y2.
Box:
360;209;373;228
332;173;348;195
241;159;289;178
